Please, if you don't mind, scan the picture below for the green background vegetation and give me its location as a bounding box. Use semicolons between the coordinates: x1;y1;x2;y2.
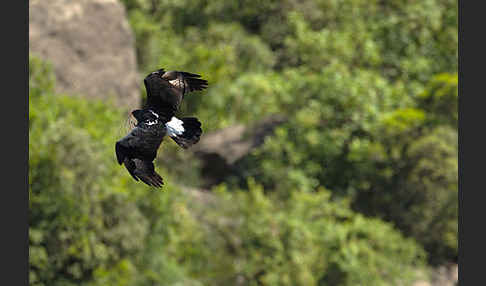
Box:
29;0;457;285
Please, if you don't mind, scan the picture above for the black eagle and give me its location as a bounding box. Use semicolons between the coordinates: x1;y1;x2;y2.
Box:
115;69;208;188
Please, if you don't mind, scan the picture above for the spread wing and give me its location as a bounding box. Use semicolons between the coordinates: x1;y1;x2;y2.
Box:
143;69;208;118
115;140;164;188
166;71;209;94
115;128;165;188
123;158;164;188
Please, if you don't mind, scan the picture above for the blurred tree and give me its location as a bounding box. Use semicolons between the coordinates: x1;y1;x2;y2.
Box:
29;54;431;285
170;182;426;286
119;0;457;267
352;74;458;265
30;0;458;283
29;56;190;286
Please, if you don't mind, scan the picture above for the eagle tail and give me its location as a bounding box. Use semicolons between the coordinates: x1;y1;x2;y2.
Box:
167;117;202;149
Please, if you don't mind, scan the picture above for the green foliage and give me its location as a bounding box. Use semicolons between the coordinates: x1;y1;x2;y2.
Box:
29;56;189;286
30;0;457;284
29;54;430;286
417;73;458;128
236;70;458;265
351;76;458;265
353;124;458;265
174;183;426;286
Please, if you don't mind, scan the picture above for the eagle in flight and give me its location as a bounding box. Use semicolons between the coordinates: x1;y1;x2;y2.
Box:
115;69;208;188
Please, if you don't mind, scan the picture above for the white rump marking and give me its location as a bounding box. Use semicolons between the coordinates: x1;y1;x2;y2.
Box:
166;117;185;137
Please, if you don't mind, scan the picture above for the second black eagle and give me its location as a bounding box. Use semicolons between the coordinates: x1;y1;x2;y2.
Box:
115;69;208;188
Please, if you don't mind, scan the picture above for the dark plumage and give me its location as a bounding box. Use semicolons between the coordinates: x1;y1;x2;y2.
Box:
115;69;208;188
144;69;208;119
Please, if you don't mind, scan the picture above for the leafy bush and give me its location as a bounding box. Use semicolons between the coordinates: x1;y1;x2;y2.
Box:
29;55;429;285
174;182;427;286
29;56;186;286
30;0;457;283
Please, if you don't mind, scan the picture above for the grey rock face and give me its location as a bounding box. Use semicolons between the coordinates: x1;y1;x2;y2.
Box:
191;115;287;188
29;0;140;109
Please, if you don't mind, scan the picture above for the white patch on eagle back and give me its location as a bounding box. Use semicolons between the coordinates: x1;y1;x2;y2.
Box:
166;117;185;137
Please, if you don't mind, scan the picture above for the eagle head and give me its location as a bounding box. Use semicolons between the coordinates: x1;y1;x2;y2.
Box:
132;109;159;126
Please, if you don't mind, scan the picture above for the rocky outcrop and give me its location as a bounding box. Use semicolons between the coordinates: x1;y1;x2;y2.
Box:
29;0;140;109
192;115;287;187
193;115;287;164
413;263;458;286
